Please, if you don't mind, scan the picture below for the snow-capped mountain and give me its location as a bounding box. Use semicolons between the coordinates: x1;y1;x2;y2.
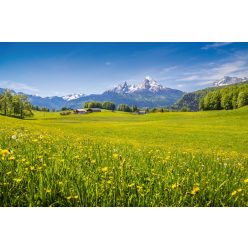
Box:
0;76;184;109
110;76;167;94
62;93;85;101
111;82;130;94
138;76;165;92
213;76;248;87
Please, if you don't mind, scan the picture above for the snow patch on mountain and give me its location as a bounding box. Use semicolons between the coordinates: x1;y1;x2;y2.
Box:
110;76;167;94
213;76;248;87
62;93;85;101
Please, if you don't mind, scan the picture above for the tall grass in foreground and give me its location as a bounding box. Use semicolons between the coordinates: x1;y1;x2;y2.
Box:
0;126;247;207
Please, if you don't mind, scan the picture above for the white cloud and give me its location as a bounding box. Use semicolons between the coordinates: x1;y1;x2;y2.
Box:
195;81;213;86
196;60;248;82
210;60;247;76
177;75;199;81
0;81;39;94
105;61;111;66
162;66;178;72
176;84;186;88
201;42;233;50
177;57;248;87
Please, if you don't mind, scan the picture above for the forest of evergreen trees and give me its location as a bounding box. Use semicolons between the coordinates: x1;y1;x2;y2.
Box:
200;83;248;110
0;89;33;118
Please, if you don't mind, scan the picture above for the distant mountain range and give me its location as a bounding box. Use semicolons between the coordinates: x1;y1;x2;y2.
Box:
213;76;248;87
62;93;85;101
1;76;247;110
0;77;184;109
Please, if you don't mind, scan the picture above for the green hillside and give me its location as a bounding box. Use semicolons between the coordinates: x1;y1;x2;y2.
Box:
173;87;214;111
174;81;248;111
200;82;248;110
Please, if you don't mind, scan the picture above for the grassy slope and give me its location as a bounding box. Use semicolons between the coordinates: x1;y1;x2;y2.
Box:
21;107;248;155
1;108;247;206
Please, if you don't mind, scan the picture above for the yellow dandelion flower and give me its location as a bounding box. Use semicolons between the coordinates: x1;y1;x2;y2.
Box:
231;191;237;196
191;186;200;195
73;195;79;199
244;178;248;183
113;153;119;159
8;156;15;161
237;188;243;192
1;149;10;156
30;166;35;171
101;166;108;173
91;159;96;164
66;196;72;200
46;189;51;193
58;181;63;185
171;183;178;189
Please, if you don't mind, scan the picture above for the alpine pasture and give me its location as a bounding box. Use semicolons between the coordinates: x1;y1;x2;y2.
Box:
0;108;248;206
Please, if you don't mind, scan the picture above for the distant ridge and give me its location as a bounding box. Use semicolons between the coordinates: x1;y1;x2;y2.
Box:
174;80;248;111
62;93;85;101
0;77;184;109
213;76;248;87
3;76;247;111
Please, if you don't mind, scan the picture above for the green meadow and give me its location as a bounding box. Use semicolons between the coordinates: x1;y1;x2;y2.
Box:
0;107;248;206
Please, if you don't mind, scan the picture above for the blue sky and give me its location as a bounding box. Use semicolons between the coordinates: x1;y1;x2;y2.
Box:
0;42;248;96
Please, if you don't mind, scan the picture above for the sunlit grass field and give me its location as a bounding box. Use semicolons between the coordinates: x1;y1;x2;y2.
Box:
0;107;248;206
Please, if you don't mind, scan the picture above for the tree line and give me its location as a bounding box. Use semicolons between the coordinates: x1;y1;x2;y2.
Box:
117;104;138;112
32;105;50;112
200;83;248;110
83;101;173;113
0;89;33;118
84;101;138;112
84;101;116;110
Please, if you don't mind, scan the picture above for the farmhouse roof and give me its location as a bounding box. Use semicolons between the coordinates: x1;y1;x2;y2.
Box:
76;109;86;111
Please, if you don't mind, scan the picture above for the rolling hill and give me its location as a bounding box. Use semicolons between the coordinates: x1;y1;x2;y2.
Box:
173;80;248;111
